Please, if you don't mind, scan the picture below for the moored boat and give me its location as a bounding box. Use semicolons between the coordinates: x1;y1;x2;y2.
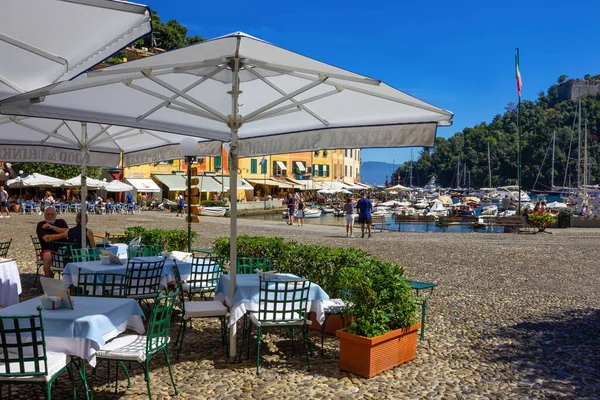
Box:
199;206;228;217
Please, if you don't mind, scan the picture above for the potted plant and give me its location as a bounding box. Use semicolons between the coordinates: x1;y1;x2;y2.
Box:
337;259;420;378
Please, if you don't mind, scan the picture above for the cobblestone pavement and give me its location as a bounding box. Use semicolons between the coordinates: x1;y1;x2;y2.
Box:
1;211;598;399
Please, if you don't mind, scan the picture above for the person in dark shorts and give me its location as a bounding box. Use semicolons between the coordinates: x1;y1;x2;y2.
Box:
36;207;69;277
356;191;373;238
287;192;295;225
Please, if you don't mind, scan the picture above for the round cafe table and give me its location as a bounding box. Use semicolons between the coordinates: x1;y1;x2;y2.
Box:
0;259;22;307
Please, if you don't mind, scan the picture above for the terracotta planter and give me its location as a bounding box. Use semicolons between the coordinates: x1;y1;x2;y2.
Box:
309;312;354;335
336;322;421;378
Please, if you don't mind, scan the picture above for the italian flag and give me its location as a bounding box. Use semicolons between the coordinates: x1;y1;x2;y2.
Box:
515;48;522;98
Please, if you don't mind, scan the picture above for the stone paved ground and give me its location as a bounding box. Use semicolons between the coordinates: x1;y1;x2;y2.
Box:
0;211;598;399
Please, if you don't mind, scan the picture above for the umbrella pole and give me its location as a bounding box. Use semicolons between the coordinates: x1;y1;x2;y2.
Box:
80;123;88;250
228;38;241;359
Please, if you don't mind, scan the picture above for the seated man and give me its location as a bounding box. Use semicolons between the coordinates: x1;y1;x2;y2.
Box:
36;207;69;277
67;212;95;249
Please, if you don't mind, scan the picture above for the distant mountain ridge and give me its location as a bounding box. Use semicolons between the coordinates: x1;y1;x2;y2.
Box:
360;161;397;186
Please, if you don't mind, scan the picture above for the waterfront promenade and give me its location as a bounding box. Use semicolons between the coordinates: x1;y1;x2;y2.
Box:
1;212;598;399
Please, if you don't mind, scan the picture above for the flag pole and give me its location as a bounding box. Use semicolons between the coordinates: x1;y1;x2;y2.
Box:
516;48;522;214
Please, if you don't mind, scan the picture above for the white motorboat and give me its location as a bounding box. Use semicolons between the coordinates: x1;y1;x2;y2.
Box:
481;205;498;216
199;206;228;217
496;186;531;203
426;199;449;217
413;200;429;209
303;209;322;218
320;206;335;213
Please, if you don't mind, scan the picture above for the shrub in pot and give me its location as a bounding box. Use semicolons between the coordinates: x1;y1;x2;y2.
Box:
337;259;420;378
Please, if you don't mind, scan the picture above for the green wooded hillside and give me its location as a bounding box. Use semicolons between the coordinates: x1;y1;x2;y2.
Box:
393;76;600;189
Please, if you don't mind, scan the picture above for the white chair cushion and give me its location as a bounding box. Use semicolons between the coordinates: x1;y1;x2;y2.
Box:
322;299;349;314
184;300;227;319
0;352;69;382
96;335;169;363
248;311;308;327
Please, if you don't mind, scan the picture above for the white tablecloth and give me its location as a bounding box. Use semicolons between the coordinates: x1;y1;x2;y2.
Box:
0;259;22;307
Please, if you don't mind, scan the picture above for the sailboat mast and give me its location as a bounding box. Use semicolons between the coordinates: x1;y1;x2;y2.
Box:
409;150;413;187
577;89;582;188
551;130;555;189
463;163;467;188
584;122;588;204
488;142;492;188
456;159;460;189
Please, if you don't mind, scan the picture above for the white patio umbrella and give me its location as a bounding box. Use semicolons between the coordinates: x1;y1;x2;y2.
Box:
63;174;106;189
1;0;151;248
6;172;64;188
386;184;411;191
104;180;134;192
0;32;453;356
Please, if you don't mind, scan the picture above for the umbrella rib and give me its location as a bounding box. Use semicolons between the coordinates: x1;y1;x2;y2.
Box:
246;58;380;85
10;117;79;146
126;81;227;123
165;103;225;122
62;121;82;146
139;129;172;144
141;70;229;122
241;77;327;123
0;74;26;94
136;64;228;122
246;67;329;126
0;32;68;66
86;124;113;145
244;88;341;124
87;57;227;78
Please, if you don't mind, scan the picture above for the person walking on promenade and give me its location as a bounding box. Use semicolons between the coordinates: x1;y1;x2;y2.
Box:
296;194;305;227
344;196;355;237
0;185;9;218
286;192;295;226
356;191;373;238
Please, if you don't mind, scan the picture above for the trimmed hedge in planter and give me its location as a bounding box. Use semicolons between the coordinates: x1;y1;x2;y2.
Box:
123;226;196;252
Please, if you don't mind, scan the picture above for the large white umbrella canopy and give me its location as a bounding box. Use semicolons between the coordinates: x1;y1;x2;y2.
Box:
63;174;106;189
104;179;134;192
386;184;411;191
6;172;64;188
0;0;151;99
0;32;453;357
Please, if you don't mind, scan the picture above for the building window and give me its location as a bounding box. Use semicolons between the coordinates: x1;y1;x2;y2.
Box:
260;159;267;174
350;165;353;177
250;159;257;174
214;156;222;168
345;165;348;177
273;161;287;176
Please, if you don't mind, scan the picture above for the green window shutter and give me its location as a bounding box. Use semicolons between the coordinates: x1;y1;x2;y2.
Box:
261;161;267;174
319;165;323;177
251;159;257;173
214;156;222;168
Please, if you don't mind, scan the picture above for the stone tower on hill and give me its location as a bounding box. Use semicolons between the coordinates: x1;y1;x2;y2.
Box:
558;76;600;101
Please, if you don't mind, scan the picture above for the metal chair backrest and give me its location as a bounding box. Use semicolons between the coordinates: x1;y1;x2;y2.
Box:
257;279;311;323
170;264;187;313
0;307;49;378
70;247;100;262
0;239;12;258
77;268;127;297
31;235;42;255
128;244;162;258
49;242;73;271
237;257;272;274
124;258;165;298
146;290;179;354
186;256;225;297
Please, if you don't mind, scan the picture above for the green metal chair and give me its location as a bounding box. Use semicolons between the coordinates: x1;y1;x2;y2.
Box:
49;241;73;278
77;269;127;297
319;286;351;356
236;257;272;274
171;264;228;359
0;239;11;258
124;258;165;301
0;306;75;399
239;279;312;375
128;244;163;258
94;291;179;400
31;235;45;287
182;256;225;301
70;247;100;262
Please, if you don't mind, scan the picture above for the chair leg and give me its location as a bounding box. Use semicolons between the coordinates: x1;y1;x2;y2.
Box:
321;316;327;356
164;350;178;395
143;362;152;400
303;325;311;372
256;326;262;375
177;319;188;360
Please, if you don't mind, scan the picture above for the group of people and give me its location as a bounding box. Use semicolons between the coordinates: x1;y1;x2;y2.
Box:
343;191;374;239
285;192;306;227
36;207;95;278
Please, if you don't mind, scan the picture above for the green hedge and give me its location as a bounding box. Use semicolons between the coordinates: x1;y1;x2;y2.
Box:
124;226;196;252
214;235;418;337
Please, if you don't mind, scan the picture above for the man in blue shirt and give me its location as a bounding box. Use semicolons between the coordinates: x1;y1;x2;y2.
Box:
126;192;133;204
356;191;373;238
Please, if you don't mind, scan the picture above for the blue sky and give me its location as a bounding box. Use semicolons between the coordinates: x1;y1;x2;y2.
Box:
143;0;600;166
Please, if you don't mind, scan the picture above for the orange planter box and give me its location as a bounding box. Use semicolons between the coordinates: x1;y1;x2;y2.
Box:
308;312;353;335
336;322;420;378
